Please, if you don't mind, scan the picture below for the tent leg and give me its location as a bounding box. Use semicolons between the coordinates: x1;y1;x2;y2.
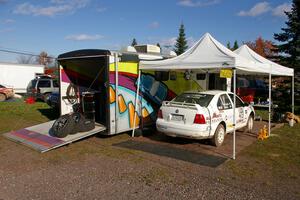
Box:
114;53;119;134
292;74;295;124
132;70;141;137
268;73;271;136
233;68;236;160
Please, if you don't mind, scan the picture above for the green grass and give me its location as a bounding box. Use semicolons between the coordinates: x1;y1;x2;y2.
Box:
226;123;300;180
0;100;59;133
254;109;269;121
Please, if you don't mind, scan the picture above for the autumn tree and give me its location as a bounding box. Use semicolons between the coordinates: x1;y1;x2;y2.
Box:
174;23;188;55
36;51;53;66
245;36;277;58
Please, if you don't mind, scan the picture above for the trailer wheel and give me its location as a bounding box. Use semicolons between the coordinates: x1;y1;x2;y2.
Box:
211;124;225;147
0;93;6;102
51;114;73;138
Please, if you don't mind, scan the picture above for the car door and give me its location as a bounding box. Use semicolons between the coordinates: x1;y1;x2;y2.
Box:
217;94;234;132
229;93;247;128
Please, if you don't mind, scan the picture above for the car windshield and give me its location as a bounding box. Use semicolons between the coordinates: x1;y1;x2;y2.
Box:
172;93;214;107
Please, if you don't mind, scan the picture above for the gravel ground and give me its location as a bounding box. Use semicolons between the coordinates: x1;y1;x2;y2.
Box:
0;122;299;200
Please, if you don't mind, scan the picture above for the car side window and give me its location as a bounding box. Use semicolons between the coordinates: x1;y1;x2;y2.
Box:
217;94;232;110
229;94;244;107
37;80;51;88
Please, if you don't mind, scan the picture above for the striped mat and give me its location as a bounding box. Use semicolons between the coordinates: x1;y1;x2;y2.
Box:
4;128;64;152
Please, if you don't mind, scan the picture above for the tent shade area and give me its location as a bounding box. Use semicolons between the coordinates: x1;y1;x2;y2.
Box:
133;33;294;159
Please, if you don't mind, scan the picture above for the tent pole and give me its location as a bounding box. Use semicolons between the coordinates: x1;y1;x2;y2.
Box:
292;74;295;124
233;68;236;160
132;69;141;137
268;72;272;136
114;53;119;134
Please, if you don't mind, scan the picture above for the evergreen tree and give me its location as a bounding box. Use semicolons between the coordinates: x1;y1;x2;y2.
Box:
226;41;231;49
274;0;300;70
232;40;239;50
174;23;188;55
131;38;137;46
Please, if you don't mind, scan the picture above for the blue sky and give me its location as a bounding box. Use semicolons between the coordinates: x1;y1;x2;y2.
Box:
0;0;293;62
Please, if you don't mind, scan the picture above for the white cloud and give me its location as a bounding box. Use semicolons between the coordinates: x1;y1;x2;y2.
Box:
149;21;160;29
13;0;89;17
2;19;15;24
96;7;107;12
272;3;292;17
0;28;14;33
238;2;271;17
65;34;104;41
160;37;177;47
177;0;220;7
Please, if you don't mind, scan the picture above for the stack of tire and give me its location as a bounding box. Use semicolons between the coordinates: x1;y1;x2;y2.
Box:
51;92;96;138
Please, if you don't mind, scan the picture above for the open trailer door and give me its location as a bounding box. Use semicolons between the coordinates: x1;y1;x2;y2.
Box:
3;121;106;153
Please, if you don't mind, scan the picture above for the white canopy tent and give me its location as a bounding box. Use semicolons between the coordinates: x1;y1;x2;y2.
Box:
234;45;294;138
132;33;294;159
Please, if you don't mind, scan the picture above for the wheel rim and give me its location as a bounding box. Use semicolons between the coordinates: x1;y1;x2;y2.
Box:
248;117;253;131
217;127;225;144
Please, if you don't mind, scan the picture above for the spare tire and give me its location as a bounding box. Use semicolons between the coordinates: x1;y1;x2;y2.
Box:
51;114;74;138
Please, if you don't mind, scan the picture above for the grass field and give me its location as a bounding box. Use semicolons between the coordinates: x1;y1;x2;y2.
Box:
226;122;300;182
0;100;59;134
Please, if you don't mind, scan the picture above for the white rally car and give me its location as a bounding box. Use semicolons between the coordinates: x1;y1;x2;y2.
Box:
156;90;255;146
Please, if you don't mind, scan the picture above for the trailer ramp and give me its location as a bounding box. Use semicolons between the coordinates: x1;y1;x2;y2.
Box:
3;121;106;153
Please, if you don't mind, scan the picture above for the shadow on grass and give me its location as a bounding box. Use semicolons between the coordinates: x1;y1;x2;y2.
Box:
113;140;227;168
37;108;60;120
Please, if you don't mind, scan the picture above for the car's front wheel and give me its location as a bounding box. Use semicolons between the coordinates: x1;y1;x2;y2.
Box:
246;115;254;133
211;124;225;147
0;93;6;102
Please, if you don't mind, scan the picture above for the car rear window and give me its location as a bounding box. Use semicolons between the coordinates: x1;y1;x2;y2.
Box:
173;93;214;107
37;80;51;88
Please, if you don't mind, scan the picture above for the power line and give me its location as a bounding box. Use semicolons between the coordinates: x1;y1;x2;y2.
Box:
0;48;56;59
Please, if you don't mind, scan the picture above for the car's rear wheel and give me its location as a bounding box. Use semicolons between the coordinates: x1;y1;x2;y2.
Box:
0;93;6;102
211;124;225;147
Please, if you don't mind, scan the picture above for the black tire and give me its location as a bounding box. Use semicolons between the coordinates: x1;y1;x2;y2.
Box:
69;112;83;134
211;124;225;147
0;93;6;102
43;93;51;102
51;114;74;138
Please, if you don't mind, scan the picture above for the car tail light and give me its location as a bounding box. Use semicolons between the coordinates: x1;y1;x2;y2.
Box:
31;88;37;93
193;114;206;124
157;109;163;119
